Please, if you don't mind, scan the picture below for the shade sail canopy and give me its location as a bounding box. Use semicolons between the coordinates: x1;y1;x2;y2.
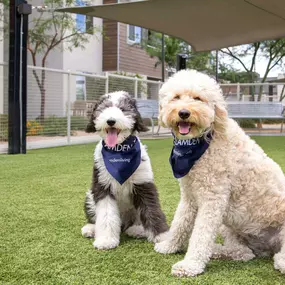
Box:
57;0;285;52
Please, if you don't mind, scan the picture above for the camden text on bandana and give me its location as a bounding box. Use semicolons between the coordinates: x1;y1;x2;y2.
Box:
169;134;212;179
102;136;141;184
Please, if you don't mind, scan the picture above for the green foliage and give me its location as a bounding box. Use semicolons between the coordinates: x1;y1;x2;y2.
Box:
109;72;147;96
1;138;285;284
41;116;67;136
0;114;8;141
219;40;285;100
237;119;256;129
145;32;214;74
30;116;88;136
219;65;259;83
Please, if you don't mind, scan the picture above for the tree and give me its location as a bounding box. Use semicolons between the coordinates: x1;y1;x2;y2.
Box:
1;0;102;121
144;32;214;75
219;65;259;83
28;0;102;121
219;40;285;101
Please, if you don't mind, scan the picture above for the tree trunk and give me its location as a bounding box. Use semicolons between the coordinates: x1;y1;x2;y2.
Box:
280;85;285;102
40;68;46;123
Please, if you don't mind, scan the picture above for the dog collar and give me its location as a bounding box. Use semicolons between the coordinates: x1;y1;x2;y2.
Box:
101;135;141;184
169;133;212;179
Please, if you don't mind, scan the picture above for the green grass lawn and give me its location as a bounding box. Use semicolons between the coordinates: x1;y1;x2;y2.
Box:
1;137;285;285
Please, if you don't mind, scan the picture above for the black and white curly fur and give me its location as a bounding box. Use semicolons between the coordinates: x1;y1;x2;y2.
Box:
81;91;169;250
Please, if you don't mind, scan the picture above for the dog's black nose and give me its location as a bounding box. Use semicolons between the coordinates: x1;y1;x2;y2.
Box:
178;109;190;119
107;119;116;126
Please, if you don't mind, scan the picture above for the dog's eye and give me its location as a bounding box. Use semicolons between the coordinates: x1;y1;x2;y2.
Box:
173;95;180;100
194;97;203;101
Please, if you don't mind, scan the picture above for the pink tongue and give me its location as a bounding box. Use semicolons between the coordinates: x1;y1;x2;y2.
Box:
178;122;190;134
106;128;118;147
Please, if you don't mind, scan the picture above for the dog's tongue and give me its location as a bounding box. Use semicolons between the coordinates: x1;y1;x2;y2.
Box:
106;128;118;147
178;122;190;134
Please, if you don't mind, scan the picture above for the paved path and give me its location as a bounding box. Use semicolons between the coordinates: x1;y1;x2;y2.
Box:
1;125;284;154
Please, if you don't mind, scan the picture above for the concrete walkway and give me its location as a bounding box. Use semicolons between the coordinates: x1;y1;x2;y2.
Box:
1;125;284;154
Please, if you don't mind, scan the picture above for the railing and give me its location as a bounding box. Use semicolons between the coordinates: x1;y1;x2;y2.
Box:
1;62;285;153
0;62;162;153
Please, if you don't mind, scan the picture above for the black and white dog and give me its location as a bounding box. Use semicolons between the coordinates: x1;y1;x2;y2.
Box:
81;91;169;250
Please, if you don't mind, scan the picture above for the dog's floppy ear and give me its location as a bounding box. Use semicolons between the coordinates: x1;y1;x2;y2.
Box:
158;104;167;128
85;103;98;133
132;99;149;133
214;103;228;133
215;103;227;120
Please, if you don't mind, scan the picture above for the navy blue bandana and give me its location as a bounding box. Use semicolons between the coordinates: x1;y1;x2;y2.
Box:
102;136;141;185
169;133;212;179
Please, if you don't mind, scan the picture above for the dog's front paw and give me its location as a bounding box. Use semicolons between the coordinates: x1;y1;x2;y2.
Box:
274;253;285;274
171;259;205;277
81;223;95;238
93;237;119;250
154;240;179;254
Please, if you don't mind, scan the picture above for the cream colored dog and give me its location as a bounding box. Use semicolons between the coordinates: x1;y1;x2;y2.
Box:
155;69;285;277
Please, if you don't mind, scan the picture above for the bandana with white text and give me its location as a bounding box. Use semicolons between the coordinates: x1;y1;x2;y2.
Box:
102;136;141;184
169;134;212;178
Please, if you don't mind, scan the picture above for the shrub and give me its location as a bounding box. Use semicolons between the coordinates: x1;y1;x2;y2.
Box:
0;114;8;141
237;119;256;129
41;116;67;136
40;116;89;136
27;120;43;136
71;116;89;131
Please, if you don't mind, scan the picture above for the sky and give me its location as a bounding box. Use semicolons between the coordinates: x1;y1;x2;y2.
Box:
222;54;285;78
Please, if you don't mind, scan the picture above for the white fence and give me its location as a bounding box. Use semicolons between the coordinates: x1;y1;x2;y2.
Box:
1;62;285;154
0;62;162;153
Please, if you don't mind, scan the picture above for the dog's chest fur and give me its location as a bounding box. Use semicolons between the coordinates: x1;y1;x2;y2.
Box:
94;140;153;213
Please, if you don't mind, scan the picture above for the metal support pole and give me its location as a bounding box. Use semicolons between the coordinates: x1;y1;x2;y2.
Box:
161;33;165;82
105;72;109;94
134;78;138;99
215;50;218;82
8;0;31;154
67;71;71;144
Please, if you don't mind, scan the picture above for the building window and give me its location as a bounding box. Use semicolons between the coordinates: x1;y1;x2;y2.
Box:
127;25;142;44
76;76;86;100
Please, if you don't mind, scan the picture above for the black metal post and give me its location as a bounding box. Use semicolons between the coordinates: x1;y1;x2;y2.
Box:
8;0;31;154
176;54;187;71
161;33;165;82
215;50;218;82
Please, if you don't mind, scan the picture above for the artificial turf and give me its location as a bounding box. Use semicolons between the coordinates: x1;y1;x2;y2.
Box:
1;137;285;285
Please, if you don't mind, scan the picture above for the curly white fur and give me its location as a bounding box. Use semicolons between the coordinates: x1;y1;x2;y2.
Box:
156;69;285;277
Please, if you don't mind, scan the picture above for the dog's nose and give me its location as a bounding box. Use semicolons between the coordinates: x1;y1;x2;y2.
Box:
178;109;190;120
107;119;116;126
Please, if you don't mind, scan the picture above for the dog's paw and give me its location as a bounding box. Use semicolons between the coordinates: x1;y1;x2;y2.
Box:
274;253;285;274
171;259;205;277
81;223;95;238
152;231;170;243
211;244;255;261
125;225;147;239
93;237;119;250
154;240;179;254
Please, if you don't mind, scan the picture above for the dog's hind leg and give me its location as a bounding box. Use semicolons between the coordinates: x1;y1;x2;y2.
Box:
81;189;96;238
132;182;169;243
211;224;255;261
274;224;285;274
81;223;96;238
122;209;148;239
